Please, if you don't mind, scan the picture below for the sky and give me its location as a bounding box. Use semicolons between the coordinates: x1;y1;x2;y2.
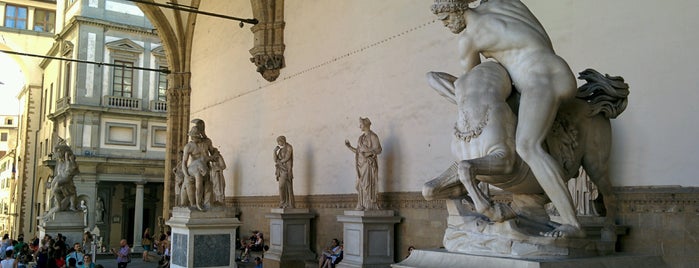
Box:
0;52;23;115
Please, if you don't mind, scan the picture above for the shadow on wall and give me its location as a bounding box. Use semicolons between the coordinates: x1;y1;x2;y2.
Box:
382;123;401;193
232;155;242;196
304;143;316;195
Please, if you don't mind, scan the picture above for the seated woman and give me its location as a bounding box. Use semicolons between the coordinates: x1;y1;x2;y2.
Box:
318;239;342;268
241;232;265;262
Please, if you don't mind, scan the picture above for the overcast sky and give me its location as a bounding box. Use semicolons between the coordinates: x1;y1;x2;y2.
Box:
0;52;23;115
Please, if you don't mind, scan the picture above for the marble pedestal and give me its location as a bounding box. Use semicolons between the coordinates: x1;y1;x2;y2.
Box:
336;210;402;268
392;249;668;268
166;207;241;268
263;208;316;268
38;211;86;246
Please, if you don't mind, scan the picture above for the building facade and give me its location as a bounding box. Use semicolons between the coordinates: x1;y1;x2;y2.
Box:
12;0;166;249
1;0;56;240
0;115;18;237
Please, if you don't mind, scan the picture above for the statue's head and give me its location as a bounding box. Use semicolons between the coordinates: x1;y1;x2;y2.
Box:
276;135;286;146
359;117;372;131
431;0;472;14
432;0;473;34
52;138;72;160
188;126;204;140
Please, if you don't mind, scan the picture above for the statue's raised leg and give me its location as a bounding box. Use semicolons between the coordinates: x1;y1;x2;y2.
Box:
456;152;517;223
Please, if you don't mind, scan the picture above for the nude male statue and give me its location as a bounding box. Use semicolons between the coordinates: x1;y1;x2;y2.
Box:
182;126;213;211
431;0;582;237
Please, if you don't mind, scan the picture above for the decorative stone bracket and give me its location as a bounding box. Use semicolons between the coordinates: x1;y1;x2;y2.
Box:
249;0;285;82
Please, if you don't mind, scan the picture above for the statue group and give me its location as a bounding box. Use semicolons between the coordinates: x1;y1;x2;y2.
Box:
176;119;227;211
422;0;629;257
42;138;80;220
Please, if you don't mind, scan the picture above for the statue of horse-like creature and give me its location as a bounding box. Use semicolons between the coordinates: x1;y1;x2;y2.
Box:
423;61;628;253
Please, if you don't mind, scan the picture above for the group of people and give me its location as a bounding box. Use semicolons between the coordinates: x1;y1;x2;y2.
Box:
0;232;98;268
238;230;266;263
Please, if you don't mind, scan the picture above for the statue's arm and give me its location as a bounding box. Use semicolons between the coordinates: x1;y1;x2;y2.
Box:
218;155;227;170
370;134;382;155
459;33;481;74
345;139;357;153
280;146;293;163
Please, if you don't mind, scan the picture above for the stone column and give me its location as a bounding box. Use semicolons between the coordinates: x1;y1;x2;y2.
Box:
27;7;36;30
163;72;191;221
264;208;316;268
0;3;6;28
132;181;145;252
337;210;401;268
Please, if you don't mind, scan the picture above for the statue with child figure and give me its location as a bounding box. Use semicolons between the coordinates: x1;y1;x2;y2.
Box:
421;0;629;257
180;119;227;211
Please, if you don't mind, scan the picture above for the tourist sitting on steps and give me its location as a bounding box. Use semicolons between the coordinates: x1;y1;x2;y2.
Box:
318;238;343;268
241;231;265;262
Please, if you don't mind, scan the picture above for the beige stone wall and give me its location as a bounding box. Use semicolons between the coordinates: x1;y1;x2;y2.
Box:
230;192;446;260
181;1;699;266
229;187;699;266
188;0;699;200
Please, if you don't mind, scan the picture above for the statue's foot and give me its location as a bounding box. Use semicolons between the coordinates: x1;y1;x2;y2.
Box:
196;205;206;211
355;205;365;211
540;224;586;238
485;203;517;223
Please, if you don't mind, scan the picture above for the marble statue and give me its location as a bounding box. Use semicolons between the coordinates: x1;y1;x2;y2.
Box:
44;138;80;219
423;60;629;256
345;117;382;211
274;136;295;208
80;200;88;225
210;147;227;205
173;151;185;206
429;0;607;238
568;168;600;216
95;197;105;223
181;119;220;211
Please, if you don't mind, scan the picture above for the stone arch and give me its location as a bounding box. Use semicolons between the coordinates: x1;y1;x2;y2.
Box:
132;0;201;219
0;43;35;89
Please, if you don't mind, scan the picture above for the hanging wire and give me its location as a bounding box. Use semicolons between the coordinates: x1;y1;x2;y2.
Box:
126;0;258;26
0;49;170;74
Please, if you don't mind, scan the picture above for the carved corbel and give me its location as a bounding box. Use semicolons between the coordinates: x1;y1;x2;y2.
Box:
249;0;285;82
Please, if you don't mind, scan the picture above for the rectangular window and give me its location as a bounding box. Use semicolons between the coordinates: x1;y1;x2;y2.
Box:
113;60;134;97
33;9;55;33
4;5;28;30
157;72;167;101
0;133;7;142
5;119;12;125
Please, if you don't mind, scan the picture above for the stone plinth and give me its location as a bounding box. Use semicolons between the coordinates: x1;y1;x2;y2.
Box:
392;249;668;268
38;211;86;246
336;210;402;268
166;207;241;268
263;208;316;268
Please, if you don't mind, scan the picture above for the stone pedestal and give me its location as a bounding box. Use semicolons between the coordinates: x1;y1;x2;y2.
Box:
392;249;668;268
263;208;316;268
38;211;86;246
166;207;241;268
336;210;402;268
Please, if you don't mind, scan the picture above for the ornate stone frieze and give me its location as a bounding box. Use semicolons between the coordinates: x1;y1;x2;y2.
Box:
225;187;699;214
